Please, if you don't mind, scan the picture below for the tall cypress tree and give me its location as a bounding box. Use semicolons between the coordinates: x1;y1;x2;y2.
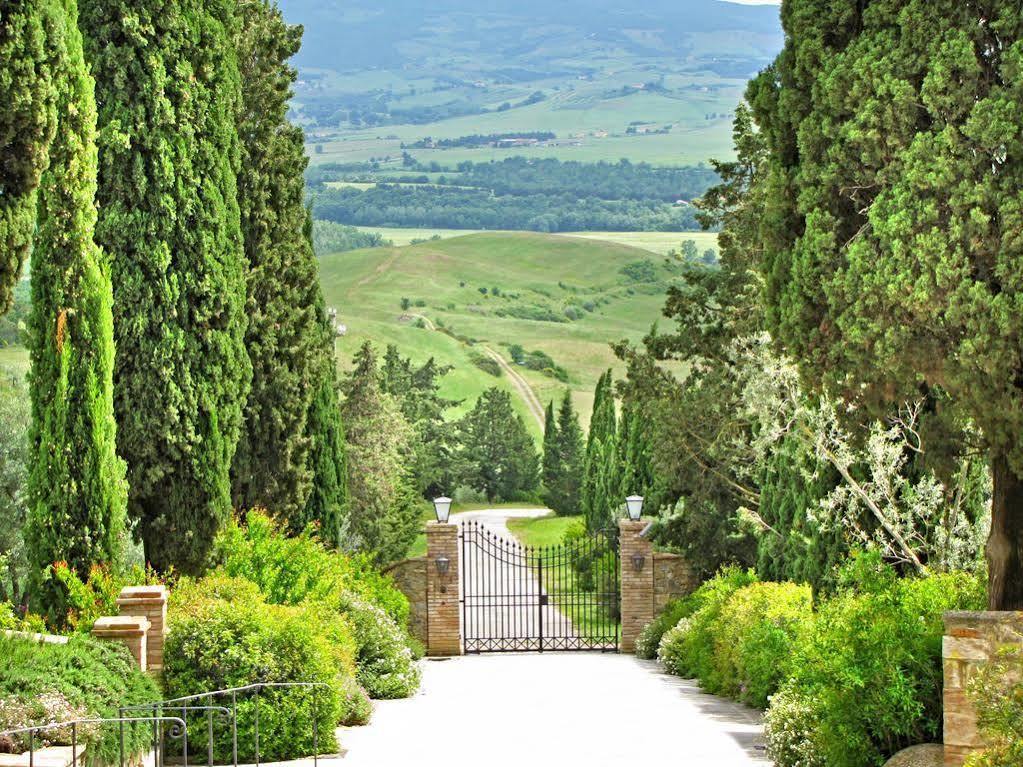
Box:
541;400;559;501
24;0;127;617
582;370;618;529
230;0;324;522
546;391;584;516
81;0;250;574
0;0;59;315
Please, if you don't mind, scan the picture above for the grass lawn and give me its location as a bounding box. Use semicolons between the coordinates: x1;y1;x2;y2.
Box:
405;501;548;558
507;513;619;640
0;345;29;382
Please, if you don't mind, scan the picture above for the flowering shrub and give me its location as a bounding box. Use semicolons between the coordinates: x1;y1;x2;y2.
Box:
338;593;421;698
762;687;827;767
0;634;158;763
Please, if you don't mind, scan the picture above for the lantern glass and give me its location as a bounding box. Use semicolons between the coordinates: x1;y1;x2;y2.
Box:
433;496;452;523
625;494;644;521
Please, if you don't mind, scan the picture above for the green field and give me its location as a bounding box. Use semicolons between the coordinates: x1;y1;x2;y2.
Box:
319;231;688;437
349;226;718;255
507;513;581;548
0;346;29;382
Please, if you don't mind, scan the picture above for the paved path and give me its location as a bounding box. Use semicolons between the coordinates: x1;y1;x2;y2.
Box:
336;653;771;766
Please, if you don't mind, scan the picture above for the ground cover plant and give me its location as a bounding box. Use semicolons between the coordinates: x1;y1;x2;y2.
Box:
0;634;159;765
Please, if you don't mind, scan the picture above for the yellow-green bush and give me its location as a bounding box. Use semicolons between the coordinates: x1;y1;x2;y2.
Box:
713;582;812;708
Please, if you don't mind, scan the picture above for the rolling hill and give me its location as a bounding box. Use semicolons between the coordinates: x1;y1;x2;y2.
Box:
318;231;707;438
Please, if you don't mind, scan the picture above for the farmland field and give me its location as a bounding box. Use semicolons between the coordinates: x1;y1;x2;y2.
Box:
318;231;692;439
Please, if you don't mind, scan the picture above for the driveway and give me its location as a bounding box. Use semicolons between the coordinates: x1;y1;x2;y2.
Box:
337;653;771;766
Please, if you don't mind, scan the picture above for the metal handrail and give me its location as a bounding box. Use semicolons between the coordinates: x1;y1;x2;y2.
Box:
0;716;186;767
120;682;331;767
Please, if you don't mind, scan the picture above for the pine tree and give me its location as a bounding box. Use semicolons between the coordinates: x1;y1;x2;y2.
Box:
23;0;128;618
81;0;250;574
541;400;559;501
0;0;59;315
230;0;324;523
456;388;539;502
342;342;418;562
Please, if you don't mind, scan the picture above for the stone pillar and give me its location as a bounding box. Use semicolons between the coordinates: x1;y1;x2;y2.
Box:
426;521;461;656
116;585;168;671
619;518;654;654
92;616;151;671
942;611;1023;767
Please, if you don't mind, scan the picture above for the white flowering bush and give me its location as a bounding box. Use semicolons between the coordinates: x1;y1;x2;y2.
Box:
338;594;421;699
763;687;827;767
0;692;91;752
657;618;693;676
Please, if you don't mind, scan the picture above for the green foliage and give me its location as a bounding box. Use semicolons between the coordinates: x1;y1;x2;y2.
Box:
0;634;159;763
0;373;30;606
81;0;251;575
543;392;585;516
342;342;421;563
581;370;620;531
454;388;539;501
312;221;391;255
336;592;421;699
619;260;658;283
965;648;1023;767
0;0;59;315
46;562;158;634
214;510;410;627
164;576;361;761
300;281;350;547
657;567;758;682
635;596;699;660
765;555;986;767
23;0;127;620
748;0;1023;608
230;0;329;530
469;352;502;377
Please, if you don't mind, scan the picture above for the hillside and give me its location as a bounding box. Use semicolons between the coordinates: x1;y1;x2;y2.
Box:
279;0;783;168
318;231;702;437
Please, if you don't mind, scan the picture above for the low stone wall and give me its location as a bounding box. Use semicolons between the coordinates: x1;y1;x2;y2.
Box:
652;551;699;614
383;556;428;647
942;610;1023;766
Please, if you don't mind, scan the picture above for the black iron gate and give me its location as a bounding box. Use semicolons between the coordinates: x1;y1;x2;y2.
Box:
460;520;619;653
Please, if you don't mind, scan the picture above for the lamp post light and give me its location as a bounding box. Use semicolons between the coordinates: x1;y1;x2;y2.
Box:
433;496;452;524
625;494;644;521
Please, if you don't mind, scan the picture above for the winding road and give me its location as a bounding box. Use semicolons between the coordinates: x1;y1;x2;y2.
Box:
409;313;546;428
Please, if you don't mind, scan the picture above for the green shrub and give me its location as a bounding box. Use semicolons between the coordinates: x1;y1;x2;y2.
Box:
338;594;421;699
965;648;1023;767
713;582;812;707
763;687;827;767
765;555;986;767
215;511;409;626
0;634;159;765
636;595;700;660
656;567;758;684
164;575;365;762
469;353;502;377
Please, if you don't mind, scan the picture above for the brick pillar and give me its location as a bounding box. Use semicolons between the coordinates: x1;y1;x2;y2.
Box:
426;521;461;656
942;611;1023;766
619;518;653;654
117;585;168;671
92;616;151;671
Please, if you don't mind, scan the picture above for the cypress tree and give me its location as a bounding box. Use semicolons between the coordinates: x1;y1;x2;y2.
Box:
0;0;59;314
582;370;618;528
230;0;324;522
81;0;250;574
24;0;127;617
297;209;349;546
547;391;584;516
541;400;559;501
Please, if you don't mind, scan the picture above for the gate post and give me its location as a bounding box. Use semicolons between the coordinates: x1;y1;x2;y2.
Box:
619;519;654;654
426;521;462;656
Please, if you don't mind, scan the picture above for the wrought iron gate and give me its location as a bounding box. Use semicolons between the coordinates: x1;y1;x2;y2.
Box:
460;520;619;653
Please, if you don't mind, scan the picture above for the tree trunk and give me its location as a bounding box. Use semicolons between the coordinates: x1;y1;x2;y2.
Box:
987;455;1023;610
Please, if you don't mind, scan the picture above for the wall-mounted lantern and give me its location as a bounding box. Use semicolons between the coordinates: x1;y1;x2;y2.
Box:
631;553;646;572
435;556;451;576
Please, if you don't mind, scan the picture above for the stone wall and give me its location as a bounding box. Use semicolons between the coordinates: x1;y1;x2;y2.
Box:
383;557;428;647
942;610;1023;766
652;552;699;614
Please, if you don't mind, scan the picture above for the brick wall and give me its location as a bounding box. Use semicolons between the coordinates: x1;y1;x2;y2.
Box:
619;519;654;654
943;610;1023;766
426;522;461;656
383;557;428;646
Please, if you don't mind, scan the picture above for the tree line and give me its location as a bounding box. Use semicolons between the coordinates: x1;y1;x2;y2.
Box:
0;0;346;616
312;185;703;232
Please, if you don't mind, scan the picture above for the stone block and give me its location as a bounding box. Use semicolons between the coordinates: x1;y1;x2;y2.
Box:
92;616;150;671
